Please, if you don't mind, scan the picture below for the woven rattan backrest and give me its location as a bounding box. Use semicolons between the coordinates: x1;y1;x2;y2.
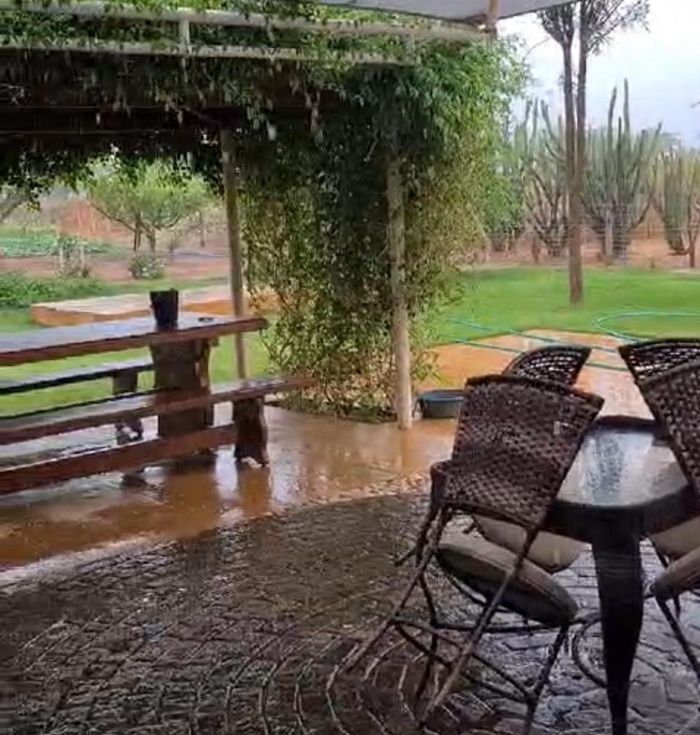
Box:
638;359;700;497
504;345;591;387
451;345;592;461
446;374;603;532
619;340;700;385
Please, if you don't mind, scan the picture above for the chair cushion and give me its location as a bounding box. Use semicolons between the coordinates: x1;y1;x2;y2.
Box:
651;517;700;559
436;527;578;627
475;516;584;573
651;546;700;601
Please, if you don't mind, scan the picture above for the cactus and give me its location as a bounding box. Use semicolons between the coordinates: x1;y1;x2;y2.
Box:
582;80;662;258
518;101;569;257
654;149;700;265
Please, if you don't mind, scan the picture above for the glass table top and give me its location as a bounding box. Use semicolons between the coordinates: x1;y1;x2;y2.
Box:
559;419;688;509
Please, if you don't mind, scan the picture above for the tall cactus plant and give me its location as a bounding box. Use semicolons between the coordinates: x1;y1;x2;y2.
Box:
654;149;700;266
582;80;662;258
515;101;569;257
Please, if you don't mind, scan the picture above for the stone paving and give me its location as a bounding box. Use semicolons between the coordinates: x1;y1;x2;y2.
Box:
2;491;700;735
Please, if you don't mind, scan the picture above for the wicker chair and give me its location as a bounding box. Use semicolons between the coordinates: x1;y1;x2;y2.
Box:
620;340;700;562
471;345;592;573
504;344;591;386
347;374;603;730
635;359;700;684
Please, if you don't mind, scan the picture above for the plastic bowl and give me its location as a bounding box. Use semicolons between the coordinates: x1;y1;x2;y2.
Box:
418;389;463;419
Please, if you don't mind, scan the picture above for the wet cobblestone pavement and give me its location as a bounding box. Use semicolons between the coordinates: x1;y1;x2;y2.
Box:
3;491;700;735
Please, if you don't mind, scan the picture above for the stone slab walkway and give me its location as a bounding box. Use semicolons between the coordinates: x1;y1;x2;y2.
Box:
2;493;700;735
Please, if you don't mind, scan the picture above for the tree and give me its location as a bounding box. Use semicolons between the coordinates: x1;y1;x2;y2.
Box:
539;0;649;303
0;185;28;223
87;159;211;252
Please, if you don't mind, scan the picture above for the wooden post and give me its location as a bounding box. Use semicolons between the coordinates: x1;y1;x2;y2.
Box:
221;128;248;379
387;157;412;430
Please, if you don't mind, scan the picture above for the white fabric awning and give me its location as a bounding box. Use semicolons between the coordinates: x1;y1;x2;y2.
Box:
321;0;574;23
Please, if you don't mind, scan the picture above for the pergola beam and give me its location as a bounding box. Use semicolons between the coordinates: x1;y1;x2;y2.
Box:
0;1;485;43
0;38;406;65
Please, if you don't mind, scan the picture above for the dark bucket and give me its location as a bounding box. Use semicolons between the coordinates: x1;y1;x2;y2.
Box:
418;389;463;419
150;289;179;329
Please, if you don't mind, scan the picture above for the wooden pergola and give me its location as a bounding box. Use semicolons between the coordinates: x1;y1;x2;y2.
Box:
0;0;573;429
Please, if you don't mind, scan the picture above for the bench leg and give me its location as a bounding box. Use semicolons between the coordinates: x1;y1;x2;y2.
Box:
112;371;144;445
233;398;269;467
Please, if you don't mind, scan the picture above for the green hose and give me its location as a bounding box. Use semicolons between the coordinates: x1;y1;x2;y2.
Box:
444;311;700;374
592;311;700;342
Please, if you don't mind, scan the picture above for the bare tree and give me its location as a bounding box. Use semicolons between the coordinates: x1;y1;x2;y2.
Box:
539;5;579;301
539;0;649;304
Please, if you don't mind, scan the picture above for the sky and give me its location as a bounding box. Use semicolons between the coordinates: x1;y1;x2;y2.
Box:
501;0;700;143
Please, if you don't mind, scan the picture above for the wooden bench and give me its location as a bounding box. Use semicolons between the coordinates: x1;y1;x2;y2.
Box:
0;312;307;495
0;375;309;494
0;357;154;395
0;357;156;448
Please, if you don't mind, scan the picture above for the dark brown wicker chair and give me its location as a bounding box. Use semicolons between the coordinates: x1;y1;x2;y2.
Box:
472;345;594;572
504;344;591;386
347;374;603;731
620;340;700;562
620;339;700;386
635;359;700;684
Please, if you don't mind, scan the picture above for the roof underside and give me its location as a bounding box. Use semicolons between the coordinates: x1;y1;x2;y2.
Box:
321;0;574;23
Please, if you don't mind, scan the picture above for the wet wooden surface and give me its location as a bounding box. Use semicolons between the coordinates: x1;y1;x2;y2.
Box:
0;313;267;366
0;331;652;568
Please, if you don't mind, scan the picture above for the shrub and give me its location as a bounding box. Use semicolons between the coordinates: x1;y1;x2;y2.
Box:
128;252;165;280
0;228;115;258
57;234;92;279
0;271;111;307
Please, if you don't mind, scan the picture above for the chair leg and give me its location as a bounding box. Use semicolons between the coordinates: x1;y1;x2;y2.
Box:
414;574;440;704
654;548;683;617
345;521;443;672
658;598;700;685
420;563;521;722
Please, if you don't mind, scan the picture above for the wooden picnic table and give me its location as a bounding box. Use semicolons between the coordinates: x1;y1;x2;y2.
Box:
0;312;267;366
1;313;307;494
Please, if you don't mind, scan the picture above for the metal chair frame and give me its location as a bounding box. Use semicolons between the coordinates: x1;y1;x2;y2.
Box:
634;359;700;688
347;374;603;730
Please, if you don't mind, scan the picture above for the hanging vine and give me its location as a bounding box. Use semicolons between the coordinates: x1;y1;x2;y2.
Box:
0;1;523;418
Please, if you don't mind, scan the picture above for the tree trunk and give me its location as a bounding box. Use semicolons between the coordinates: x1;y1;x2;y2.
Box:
387;156;412;430
221;128;248;379
570;6;587;303
199;210;206;248
133;220;142;252
146;228;157;253
690;236;697;269
562;42;582;303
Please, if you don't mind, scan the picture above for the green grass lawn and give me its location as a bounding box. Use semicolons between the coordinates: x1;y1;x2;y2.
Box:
434;267;700;343
4;266;700;414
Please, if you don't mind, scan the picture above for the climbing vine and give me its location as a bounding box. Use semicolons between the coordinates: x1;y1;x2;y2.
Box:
242;43;523;417
0;1;523;418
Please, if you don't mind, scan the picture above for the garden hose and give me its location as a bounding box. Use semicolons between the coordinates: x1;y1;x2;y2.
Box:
592;311;700;343
444;311;700;374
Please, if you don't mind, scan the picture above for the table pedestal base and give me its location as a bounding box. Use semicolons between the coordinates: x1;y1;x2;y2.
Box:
592;530;644;735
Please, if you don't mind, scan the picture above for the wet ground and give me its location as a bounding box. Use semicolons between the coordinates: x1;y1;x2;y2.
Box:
2;331;699;733
1;330;648;569
3;493;700;735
